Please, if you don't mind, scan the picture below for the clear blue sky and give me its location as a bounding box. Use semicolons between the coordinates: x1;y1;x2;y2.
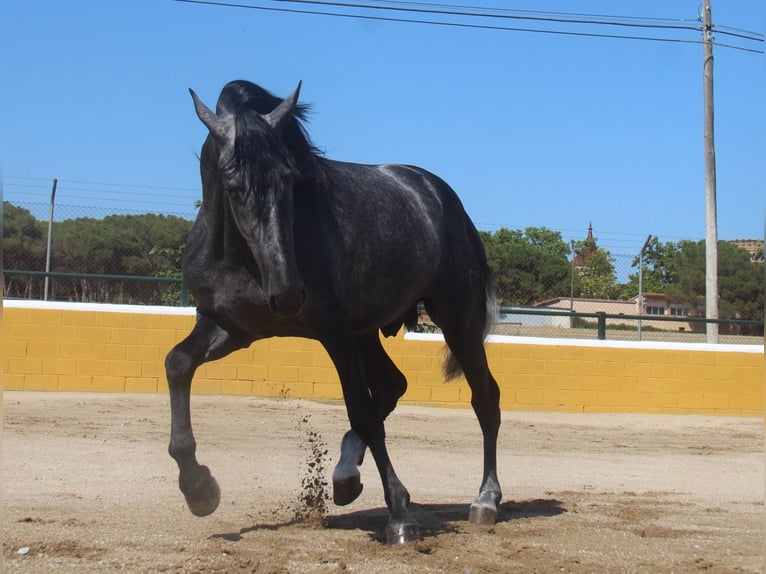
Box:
1;0;763;259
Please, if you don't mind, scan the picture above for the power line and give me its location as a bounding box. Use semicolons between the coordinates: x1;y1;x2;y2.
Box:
373;1;700;24
263;0;703;31
173;0;764;53
335;0;764;40
714;27;764;42
715;24;764;39
5;176;198;194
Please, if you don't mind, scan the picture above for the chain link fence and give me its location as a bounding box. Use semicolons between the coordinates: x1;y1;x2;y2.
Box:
3;198;763;344
4;200;195;306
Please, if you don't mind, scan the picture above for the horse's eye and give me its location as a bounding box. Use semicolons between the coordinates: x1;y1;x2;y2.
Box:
222;168;245;191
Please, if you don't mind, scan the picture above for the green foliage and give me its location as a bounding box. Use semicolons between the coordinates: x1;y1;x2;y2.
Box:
623;237;763;328
480;227;572;305
3;202;48;297
149;244;191;305
3;202;46;270
715;241;763;323
570;235;618;300
3;202;193;304
663;240;706;315
621;237;680;298
53;213;192;276
577;248;618;299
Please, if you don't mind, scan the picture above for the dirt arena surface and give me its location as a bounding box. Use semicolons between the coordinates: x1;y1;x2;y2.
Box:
3;391;763;573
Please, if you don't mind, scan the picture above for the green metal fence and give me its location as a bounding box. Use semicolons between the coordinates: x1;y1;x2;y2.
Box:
3;270;189;307
4;270;763;345
491;307;763;345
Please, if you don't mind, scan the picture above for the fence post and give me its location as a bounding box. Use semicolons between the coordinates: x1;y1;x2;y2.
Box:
44;178;58;301
596;312;606;340
180;281;189;307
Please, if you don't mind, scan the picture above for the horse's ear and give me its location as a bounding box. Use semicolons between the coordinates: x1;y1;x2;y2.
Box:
264;81;302;134
189;88;232;145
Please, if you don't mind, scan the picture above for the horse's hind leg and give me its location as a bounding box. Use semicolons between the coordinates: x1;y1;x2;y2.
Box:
165;313;248;516
429;296;502;525
332;332;408;507
446;337;502;524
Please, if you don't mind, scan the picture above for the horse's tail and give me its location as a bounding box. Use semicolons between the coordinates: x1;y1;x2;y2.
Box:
443;266;498;381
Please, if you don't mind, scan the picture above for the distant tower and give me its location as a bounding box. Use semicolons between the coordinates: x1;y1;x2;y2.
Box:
574;222;596;268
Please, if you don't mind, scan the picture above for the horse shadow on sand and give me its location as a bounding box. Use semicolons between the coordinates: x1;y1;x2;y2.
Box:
210;498;566;544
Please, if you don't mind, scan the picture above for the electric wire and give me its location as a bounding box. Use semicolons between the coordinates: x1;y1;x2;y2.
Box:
173;0;764;53
6;3;761;227
262;0;704;31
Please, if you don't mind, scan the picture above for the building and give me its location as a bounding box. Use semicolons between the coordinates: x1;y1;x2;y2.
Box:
728;239;764;262
535;294;695;332
573;222;596;268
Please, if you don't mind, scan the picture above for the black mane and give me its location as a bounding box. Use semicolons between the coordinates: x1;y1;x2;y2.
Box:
217;80;321;172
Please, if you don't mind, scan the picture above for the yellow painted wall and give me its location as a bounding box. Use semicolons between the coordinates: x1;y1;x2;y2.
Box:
2;303;763;416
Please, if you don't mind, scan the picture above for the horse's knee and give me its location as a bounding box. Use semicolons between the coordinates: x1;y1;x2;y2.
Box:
165;346;195;384
381;373;407;419
470;378;500;409
370;365;408;422
347;409;383;447
392;370;407;401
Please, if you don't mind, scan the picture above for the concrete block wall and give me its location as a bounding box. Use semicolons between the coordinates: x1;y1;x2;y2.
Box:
2;301;763;416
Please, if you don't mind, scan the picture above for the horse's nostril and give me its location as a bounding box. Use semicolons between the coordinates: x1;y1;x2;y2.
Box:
269;289;306;316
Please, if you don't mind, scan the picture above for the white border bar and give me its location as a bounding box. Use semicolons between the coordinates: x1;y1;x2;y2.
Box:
4;300;763;353
3;299;196;316
405;331;763;354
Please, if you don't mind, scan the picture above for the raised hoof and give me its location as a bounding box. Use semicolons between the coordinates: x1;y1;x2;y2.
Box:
332;474;363;506
385;521;421;545
468;502;498;525
182;468;221;517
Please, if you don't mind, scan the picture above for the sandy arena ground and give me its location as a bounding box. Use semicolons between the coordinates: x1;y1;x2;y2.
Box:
3;391;764;573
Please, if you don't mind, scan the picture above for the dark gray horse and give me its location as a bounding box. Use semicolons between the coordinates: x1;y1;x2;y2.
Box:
165;80;502;543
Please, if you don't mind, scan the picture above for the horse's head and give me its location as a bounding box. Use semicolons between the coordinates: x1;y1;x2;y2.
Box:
190;83;306;316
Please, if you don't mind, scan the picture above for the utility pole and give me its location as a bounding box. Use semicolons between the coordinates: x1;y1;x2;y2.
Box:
702;0;718;343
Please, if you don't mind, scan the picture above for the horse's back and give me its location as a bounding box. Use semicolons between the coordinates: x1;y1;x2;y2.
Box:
293;158;488;332
315;159;473;240
309;158;487;275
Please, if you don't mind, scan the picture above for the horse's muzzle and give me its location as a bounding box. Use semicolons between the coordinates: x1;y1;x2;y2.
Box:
269;287;306;316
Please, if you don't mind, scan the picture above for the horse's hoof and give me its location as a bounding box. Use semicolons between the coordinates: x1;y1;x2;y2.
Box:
182;467;221;517
333;474;363;506
385;521;421;545
468;502;498;525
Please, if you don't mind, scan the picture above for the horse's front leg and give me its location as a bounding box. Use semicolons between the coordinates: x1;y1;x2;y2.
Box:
332;333;408;507
322;334;419;544
165;313;247;516
332;429;367;505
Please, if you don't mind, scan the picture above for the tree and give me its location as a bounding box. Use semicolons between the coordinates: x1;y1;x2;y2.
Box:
3;202;46;270
717;241;762;325
572;235;618;299
480;227;572;305
3;202;194;304
620;237;680;299
3;202;47;298
50;213;193;302
53;213;192;276
622;237;763;332
150;244;190;305
578;249;618;299
663;240;705;316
